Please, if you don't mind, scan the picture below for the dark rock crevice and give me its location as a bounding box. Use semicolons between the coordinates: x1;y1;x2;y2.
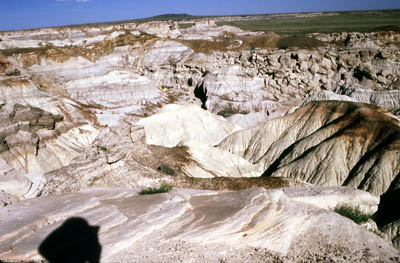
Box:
194;82;208;110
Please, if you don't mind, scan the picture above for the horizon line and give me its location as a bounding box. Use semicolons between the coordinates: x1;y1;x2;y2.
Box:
1;8;399;32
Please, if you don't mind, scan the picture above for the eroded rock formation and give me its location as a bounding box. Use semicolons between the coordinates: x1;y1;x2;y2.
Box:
0;14;400;260
219;101;400;196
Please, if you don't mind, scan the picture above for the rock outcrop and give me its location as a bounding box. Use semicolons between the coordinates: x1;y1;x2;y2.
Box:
218;100;400;248
40;105;264;196
219;101;400;197
0;103;100;204
0;103;99;174
1;21;399;128
1;187;398;263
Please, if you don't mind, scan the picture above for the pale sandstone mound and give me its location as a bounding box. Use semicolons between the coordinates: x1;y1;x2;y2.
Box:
138;104;241;147
137;104;263;178
218;101;400;197
0;187;397;263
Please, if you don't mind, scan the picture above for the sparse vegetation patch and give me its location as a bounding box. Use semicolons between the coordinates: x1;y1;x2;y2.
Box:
334;204;372;224
139;185;172;195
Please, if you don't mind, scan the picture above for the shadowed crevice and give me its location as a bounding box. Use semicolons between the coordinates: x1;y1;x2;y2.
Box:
375;176;400;228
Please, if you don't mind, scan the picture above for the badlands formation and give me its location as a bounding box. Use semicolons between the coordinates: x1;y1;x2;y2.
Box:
0;14;400;262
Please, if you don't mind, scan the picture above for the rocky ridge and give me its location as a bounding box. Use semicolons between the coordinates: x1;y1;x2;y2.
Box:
1;187;397;263
218;101;400;196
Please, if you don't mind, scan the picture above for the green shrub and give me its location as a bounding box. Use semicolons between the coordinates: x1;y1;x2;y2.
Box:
334;204;372;224
217;109;249;118
139;185;172;195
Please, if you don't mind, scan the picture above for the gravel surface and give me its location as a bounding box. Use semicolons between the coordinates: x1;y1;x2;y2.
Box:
111;228;400;263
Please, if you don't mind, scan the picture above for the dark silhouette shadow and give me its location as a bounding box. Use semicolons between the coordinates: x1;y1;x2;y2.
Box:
38;217;101;263
375;187;400;227
194;83;208;110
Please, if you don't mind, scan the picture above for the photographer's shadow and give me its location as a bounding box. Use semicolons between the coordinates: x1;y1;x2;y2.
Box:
38;217;101;263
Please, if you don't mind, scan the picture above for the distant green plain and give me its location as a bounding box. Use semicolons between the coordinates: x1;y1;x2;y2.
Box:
216;10;400;35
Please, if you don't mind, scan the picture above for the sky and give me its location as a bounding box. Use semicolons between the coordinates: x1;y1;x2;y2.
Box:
1;0;400;31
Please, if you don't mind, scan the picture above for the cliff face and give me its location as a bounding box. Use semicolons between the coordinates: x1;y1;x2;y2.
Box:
1;16;400;260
